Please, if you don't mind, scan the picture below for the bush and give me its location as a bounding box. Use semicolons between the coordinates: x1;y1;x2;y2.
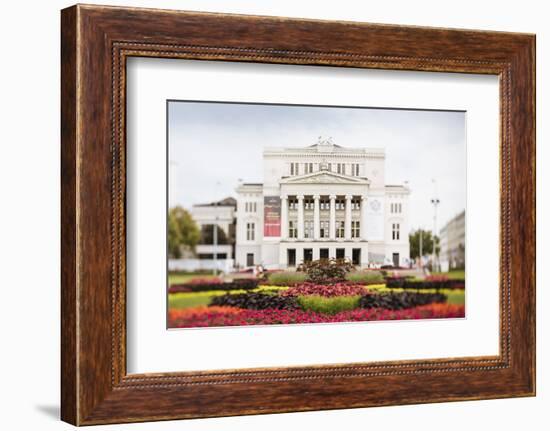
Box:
359;292;447;310
266;271;308;286
297;295;361;315
345;271;384;284
168;278;259;293
209;292;300;310
282;282;368;298
297;258;355;284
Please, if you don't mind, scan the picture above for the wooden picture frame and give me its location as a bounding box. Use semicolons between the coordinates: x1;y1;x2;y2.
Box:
61;4;535;425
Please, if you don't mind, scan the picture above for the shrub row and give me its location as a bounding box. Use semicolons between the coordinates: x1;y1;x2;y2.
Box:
208;290;447;312
297;295;360;315
209;292;300;310
359;292;447;310
169;278;259;294
345;271;385;284
385;277;465;290
266;271;308;286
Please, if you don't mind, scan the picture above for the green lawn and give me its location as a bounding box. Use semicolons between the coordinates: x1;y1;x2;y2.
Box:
168;272;218;286
432;269;465;280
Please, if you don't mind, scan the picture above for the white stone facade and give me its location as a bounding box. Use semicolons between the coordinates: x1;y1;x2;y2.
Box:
235;139;410;269
439;210;466;271
190;198;236;259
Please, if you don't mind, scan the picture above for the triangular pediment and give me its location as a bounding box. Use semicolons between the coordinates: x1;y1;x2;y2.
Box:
280;171;370;185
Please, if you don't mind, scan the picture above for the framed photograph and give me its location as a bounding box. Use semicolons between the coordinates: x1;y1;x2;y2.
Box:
61;4;535;425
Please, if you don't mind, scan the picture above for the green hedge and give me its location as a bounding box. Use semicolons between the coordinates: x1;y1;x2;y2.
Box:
297;295;361;315
345;271;384;284
266;271;308;286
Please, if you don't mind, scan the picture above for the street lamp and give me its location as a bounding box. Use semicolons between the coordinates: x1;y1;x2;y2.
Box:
430;179;440;273
213;180;222;277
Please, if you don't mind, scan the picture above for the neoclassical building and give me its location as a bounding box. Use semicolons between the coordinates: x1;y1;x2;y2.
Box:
234;138;410;269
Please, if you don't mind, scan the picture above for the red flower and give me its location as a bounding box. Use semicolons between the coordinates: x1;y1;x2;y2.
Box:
168;304;465;328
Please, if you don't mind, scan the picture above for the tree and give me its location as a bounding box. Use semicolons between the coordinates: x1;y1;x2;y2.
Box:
168;206;200;258
200;224;229;245
409;229;440;259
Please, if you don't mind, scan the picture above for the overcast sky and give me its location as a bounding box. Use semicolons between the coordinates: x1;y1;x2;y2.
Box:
168;101;466;233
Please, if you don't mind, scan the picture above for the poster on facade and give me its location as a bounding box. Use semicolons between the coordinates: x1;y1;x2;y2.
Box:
164;99;466;330
263;196;281;237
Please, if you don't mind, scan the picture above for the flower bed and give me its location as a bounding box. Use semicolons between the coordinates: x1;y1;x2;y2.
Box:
168;303;465;328
385;277;465;290
281;282;369;297
209;292;301;310
359;291;447;310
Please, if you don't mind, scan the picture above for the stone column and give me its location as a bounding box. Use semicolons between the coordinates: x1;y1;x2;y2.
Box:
313;194;320;240
329;194;336;240
281;195;288;240
361;195;368;240
345;194;353;239
297;194;304;240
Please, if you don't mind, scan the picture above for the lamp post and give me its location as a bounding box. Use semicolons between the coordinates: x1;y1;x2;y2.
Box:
419;228;423;269
430;179;440;273
213;181;221;277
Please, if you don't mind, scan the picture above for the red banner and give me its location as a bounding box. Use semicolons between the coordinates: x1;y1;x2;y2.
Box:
263;196;281;237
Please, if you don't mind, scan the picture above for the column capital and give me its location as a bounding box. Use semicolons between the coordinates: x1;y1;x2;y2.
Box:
297;194;305;200
329;194;337;200
345;194;353;200
313;194;321;200
361;195;368;201
281;194;289;200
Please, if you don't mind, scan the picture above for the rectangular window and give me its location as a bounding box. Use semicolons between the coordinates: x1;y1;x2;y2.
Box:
351;220;360;238
287;249;296;267
304;198;314;210
335;199;345;210
392;223;400;241
320;220;329;238
336;221;345;238
288;220;298;238
320;199;330;210
289;198;298;210
246;222;255;241
304;220;313;239
351;163;359;176
304;162;313;174
290;162;299;176
327;163;332;172
391;202;402;214
352;248;361;265
351;198;361;210
337;163;346;175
